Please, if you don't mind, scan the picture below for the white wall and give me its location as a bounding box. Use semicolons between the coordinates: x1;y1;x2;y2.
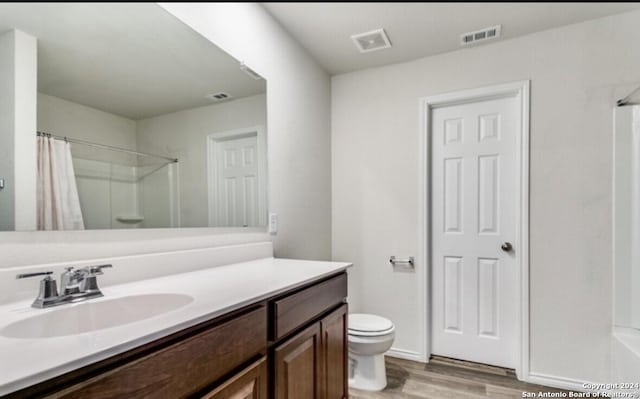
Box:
160;3;332;260
0;30;37;232
37;93;137;164
136;94;266;227
332;10;640;384
0;3;331;266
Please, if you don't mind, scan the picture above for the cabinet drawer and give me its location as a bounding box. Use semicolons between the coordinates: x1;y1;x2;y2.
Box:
201;357;267;399
271;273;347;341
47;306;267;399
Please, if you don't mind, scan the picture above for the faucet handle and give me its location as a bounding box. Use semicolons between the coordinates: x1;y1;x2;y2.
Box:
80;264;111;295
16;271;54;279
16;271;59;308
87;264;112;275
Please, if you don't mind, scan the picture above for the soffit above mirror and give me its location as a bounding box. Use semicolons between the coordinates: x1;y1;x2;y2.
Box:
0;3;265;120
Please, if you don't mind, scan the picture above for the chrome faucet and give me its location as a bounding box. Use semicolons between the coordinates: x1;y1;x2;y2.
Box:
61;267;83;295
16;265;112;309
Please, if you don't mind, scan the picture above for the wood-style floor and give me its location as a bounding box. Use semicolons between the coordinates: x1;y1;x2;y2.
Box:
349;356;571;399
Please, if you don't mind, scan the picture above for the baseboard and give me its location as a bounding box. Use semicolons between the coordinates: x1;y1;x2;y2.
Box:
384;350;592;394
385;347;425;363
526;372;589;392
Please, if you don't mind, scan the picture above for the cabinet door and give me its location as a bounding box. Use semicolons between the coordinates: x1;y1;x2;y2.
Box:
320;304;348;399
274;323;322;399
201;357;267;399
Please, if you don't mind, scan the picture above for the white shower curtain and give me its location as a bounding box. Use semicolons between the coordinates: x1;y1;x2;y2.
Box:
37;136;85;230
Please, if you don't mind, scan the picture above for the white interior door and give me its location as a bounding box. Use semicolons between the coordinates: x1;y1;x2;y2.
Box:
215;135;260;227
431;95;519;368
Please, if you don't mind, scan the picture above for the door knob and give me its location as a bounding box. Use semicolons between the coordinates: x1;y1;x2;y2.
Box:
501;242;513;252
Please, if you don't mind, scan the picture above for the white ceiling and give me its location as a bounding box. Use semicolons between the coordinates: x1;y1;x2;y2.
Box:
262;2;640;75
0;3;265;120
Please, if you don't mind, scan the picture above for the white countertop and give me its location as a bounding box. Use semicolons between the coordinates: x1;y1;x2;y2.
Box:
0;257;351;396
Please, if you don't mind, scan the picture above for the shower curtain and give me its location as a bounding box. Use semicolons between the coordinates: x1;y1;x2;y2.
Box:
37;136;85;230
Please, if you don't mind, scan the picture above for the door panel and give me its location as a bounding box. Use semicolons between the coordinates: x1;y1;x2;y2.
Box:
274;323;321;399
478;155;499;234
443;158;463;233
443;256;463;333
477;258;499;338
216;135;259;227
431;95;519;368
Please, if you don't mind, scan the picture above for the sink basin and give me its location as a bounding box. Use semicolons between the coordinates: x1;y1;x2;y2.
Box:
1;293;194;339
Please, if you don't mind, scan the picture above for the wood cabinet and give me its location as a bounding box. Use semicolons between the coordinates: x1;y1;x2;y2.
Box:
201;357;267;399
274;304;348;399
8;272;348;399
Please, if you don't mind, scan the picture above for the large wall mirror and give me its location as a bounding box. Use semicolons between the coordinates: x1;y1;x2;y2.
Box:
0;3;267;231
614;104;640;331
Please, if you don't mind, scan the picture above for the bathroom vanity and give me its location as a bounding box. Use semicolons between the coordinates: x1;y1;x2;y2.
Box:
0;257;350;399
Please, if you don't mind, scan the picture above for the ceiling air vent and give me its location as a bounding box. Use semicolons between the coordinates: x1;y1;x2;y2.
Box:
351;28;392;53
460;25;502;46
206;92;232;102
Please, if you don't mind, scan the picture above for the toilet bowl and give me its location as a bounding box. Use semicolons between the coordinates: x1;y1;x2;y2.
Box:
348;313;395;391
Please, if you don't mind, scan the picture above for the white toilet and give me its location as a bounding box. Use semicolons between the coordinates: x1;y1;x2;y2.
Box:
347;313;395;391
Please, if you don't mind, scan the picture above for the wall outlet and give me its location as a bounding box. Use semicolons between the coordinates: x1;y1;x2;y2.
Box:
268;213;278;234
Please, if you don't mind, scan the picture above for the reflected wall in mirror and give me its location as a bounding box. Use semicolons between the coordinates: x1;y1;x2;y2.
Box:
0;3;267;231
614;105;640;330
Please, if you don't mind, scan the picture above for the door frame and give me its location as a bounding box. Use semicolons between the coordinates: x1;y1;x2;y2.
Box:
418;81;530;379
206;125;267;227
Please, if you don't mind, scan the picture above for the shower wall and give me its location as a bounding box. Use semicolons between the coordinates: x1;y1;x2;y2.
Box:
139;163;179;228
72;159;177;229
71;159;139;229
614;105;640;330
631;106;640;329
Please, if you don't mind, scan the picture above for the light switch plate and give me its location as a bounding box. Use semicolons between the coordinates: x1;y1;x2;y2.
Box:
268;213;278;234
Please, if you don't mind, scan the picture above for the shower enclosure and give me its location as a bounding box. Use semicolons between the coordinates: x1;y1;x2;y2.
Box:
613;105;640;330
61;134;179;229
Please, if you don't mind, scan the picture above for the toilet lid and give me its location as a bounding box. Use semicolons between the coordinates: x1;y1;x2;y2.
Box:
348;313;394;334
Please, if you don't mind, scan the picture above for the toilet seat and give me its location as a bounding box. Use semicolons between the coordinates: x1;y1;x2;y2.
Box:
348;313;395;337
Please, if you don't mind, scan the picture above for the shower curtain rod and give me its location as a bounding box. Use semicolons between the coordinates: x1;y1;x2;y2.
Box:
617;85;640;106
36;131;178;163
